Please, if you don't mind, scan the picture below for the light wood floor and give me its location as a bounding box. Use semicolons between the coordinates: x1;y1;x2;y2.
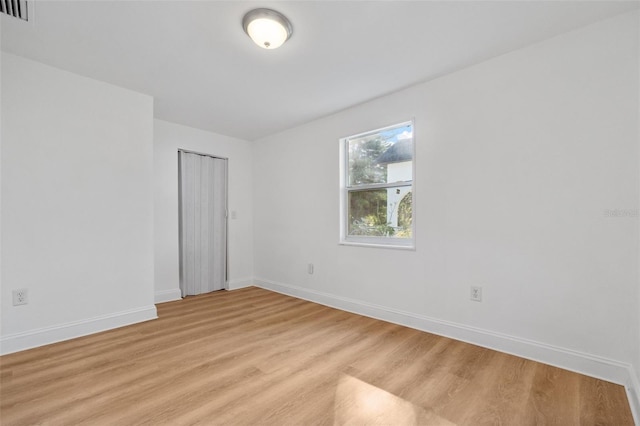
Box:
0;287;633;425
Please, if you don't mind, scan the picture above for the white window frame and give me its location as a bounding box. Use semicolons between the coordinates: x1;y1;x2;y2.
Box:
339;120;415;249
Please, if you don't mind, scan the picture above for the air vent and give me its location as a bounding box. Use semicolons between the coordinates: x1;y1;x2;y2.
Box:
1;0;28;21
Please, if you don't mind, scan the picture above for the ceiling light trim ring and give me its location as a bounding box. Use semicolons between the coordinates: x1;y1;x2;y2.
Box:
242;8;293;49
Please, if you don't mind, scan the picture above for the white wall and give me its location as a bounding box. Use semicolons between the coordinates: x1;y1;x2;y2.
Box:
253;10;639;400
0;53;156;354
154;119;253;303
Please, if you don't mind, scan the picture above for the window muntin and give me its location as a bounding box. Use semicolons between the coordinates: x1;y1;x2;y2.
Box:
340;121;414;248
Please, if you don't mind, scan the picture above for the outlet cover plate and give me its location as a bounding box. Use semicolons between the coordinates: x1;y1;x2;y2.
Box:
470;286;482;302
13;288;28;306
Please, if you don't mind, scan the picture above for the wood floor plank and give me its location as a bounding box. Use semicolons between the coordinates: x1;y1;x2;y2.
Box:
0;287;633;425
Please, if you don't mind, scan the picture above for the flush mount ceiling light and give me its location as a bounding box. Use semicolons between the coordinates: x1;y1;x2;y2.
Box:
242;8;292;49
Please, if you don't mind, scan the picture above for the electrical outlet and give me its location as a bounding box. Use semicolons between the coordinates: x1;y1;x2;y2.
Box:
470;286;482;302
308;263;314;274
13;288;29;306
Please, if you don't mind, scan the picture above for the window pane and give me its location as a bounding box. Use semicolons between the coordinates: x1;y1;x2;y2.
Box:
348;187;412;238
347;123;413;186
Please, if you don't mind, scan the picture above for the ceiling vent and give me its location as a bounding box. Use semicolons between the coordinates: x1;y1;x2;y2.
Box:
1;0;28;21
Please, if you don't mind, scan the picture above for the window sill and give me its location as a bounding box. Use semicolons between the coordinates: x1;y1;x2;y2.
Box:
339;241;415;251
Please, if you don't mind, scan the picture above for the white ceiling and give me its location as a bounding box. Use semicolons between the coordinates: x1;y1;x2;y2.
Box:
2;1;638;141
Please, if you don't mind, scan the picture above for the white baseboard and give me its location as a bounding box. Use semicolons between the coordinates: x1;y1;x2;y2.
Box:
627;366;640;425
153;280;253;302
0;305;158;356
254;277;640;422
228;278;253;291
154;288;182;304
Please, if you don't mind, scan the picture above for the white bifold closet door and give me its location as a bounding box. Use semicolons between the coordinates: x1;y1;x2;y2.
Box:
179;151;227;296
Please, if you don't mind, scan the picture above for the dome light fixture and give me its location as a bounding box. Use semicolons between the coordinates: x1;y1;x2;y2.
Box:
242;8;292;50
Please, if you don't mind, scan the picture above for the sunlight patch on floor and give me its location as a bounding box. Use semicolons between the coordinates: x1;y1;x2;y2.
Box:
333;374;455;425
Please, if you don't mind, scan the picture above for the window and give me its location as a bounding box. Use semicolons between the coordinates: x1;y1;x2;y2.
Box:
340;121;414;248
